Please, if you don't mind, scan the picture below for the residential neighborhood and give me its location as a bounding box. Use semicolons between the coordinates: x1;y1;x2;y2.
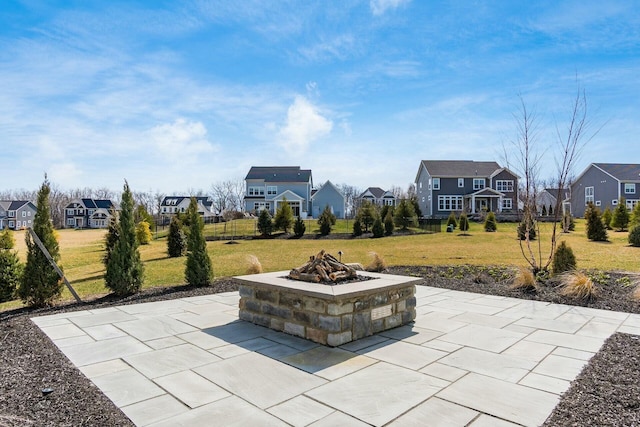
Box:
0;200;37;230
64;198;119;229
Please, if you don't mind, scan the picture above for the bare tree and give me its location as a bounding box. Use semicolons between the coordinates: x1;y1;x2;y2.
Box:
406;183;417;199
389;185;406;201
337;183;362;218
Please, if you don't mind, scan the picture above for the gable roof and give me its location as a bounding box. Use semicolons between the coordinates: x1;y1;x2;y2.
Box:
593;163;640;182
311;180;344;199
7;201;35;211
360;187;387;199
161;196;213;209
245;166;312;183
420;160;502;178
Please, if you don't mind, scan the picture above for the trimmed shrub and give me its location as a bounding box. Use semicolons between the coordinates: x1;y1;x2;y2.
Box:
353;218;363;237
185;197;213;287
0;229;15;250
629;225;640;247
559;271;598;301
631;202;640;227
0;244;22;302
274;199;294;233
484;211;497;232
366;252;387;272
372;218;384;238
393;199;417;230
458;212;469;234
135;221;152;245
585;202;608;241
318;206;336;236
602;206;613;230
257;208;273;236
552;241;576;275
356;201;377;232
167;216;186;257
293;216;305;238
446;212;457;230
384;210;394;236
611;198;630;231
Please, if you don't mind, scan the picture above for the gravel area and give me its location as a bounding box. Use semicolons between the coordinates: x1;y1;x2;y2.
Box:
1;266;639;426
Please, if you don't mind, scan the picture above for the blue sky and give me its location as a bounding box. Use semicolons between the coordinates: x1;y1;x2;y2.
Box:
1;0;639;194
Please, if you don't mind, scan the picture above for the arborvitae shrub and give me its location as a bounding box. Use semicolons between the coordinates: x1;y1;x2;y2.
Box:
318;206;336;236
541;205;547;216
484;211;497;232
393;199;417;230
446;212;457;230
0;231;21;302
356;201;377;232
274;199;294;233
167;216;186;257
548;205;553;216
293;216;305;237
585;202;608;241
257;209;273;236
629;225;640;247
563;212;575;232
353;218;363;237
185;197;213;287
631;202;640;227
384;210;394;236
552;241;577;275
458;212;469;234
372;218;384;238
611;198;630;231
136;221;152;245
103;215;120;266
602;207;613;230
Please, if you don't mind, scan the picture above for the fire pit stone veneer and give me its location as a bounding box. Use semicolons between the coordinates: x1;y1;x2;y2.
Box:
235;271;419;346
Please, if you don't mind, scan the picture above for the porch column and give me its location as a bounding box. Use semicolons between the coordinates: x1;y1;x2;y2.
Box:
471;195;476;214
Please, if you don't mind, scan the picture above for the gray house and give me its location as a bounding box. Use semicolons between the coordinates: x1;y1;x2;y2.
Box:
159;196;216;224
64;199;119;229
570;163;640;217
244;166;313;217
358;187;396;208
538;188;571;216
415;160;519;218
0;200;37;230
311;180;346;219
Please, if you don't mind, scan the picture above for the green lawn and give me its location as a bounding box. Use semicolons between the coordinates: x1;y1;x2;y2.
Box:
2;219;638;311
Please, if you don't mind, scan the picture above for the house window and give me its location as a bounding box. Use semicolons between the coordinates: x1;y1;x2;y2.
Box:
67;209;74;215
585;186;594;204
88;209;94;215
595;201;601;207
625;183;636;194
248;186;264;196
458;178;464;188
27;211;31;216
473;179;485;190
67;219;75;226
502;198;513;210
627;200;639;210
254;202;269;212
8;211;14;217
22;211;26;217
496;180;514;192
384;199;394;206
612;199;618;206
433;178;440;190
267;186;278;196
438;196;463;211
8;221;14;228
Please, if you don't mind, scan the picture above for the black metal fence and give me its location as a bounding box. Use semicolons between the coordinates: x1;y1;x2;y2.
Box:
418;218;442;233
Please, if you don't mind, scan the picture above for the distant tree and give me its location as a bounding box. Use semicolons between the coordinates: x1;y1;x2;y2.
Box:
318;206;336;236
136;221;152;245
167;216;186;257
134;204;155;231
548;204;553;216
274;199;294;233
517;214;537;241
458;212;470;234
541;204;547;216
372;218;384;238
409;196;422;218
602;206;613;230
629;225;640;247
356;201;377;232
552;241;576;275
585;202;608;241
446;212;458;230
257;209;273;236
103;214;120;266
631;202;640;228
293;216;306;238
352;218;363;237
611;198;630;231
104;181;144;296
0;230;22;303
484;211;497;232
380;205;393;223
563;212;576;232
384;210;394;236
185;197;213;287
393;199;418;230
18;177;64;307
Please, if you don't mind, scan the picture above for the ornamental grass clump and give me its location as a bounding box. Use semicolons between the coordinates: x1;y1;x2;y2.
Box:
246;255;263;275
510;267;538;292
559;271;598;301
366;251;387;272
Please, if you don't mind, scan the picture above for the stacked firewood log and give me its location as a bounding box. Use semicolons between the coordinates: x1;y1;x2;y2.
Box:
288;250;359;283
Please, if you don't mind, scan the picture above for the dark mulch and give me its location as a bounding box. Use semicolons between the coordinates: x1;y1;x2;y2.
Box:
1;266;639;426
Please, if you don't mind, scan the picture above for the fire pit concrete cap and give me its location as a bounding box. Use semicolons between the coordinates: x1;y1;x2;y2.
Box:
234;271;421;300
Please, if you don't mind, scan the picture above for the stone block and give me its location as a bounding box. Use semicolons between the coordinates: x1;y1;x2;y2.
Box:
304;297;326;313
353;313;372;340
252;314;271;328
280;293;303;310
293;310;317;325
255;289;278;303
372;293;389;307
342;314;353;331
239;310;253;322
406;296;417;308
270;317;285;331
327;331;352;347
328;302;354;316
262;303;292;319
396;300;406;312
306;328;328;345
238;286;254;298
244;299;261;313
284;322;305;338
385;314;402;329
354;300;370;311
402;308;416;323
316;315;342;333
372;318;385;333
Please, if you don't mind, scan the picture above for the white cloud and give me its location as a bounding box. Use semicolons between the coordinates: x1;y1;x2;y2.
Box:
370;0;411;16
148;118;217;163
278;96;333;154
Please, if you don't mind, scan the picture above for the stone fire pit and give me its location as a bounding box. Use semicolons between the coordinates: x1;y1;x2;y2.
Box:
235;268;419;347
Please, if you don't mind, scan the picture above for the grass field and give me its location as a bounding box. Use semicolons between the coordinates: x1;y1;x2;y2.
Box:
2;218;638;311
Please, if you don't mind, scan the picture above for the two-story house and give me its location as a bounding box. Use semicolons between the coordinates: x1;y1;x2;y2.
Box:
357;187;396;208
570;163;640;217
64;199;119;229
311;180;346;219
415;160;519;218
0;201;37;230
159;196;216;224
538;188;571;216
244;166;313;217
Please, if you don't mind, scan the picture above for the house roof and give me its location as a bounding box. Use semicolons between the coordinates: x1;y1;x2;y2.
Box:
245;166;312;183
420;160;502;178
311;180;344;199
161;196;213;209
6;201;34;211
360;187;387;199
593;163;640;182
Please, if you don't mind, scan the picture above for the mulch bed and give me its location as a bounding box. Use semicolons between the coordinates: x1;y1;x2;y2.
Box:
1;266;639;426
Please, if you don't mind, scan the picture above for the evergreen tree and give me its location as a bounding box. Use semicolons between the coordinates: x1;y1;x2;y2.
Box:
517;213;537;240
611;198;630;231
384;210;394;236
548;204;553;216
104;181;144;296
103;213;120;267
318;206;336;236
293;216;306;238
134;205;155;231
380;205;393;223
602;206;613;230
458;212;470;234
552;240;576;274
356;201;377;232
135;221;152;245
167;216;186;257
631;202;640;228
484;211;497;232
585;202;608;241
446;212;457;230
0;230;21;303
274;198;294;233
393;199;417;230
410;196;422;218
257;208;273;236
352;218;363;236
185;197;213;286
18;177;64;307
629;225;640;247
563;212;576;232
372;218;384;238
541;205;547;216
